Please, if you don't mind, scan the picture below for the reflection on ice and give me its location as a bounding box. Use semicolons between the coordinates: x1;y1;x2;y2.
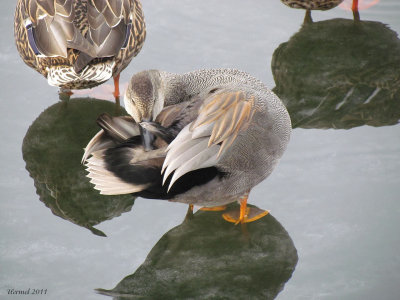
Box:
22;98;135;236
97;205;298;299
272;18;400;129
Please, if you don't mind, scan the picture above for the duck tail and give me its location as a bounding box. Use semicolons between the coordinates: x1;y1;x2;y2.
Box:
73;52;94;73
85;140;167;196
83;113;167;196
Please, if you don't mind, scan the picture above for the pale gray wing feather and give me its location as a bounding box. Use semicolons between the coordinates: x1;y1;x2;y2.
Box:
162;91;255;191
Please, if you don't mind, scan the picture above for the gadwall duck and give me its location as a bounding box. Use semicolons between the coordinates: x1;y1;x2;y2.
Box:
82;69;292;223
281;0;344;23
14;0;146;98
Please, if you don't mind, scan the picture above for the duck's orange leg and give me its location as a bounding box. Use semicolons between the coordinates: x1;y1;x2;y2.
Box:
352;0;360;21
222;192;269;224
113;74;121;101
200;205;227;212
184;204;194;221
237;194;249;224
58;88;73;101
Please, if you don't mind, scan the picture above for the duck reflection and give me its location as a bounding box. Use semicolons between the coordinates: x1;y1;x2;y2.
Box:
22;98;135;236
272;18;400;129
97;205;298;299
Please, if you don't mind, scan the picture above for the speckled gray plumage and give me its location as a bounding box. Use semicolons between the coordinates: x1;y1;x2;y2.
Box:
84;69;292;206
157;69;292;205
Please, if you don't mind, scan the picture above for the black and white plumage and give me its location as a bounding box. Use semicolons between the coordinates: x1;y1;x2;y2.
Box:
82;69;292;207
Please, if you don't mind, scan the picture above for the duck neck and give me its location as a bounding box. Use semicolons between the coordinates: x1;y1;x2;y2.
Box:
159;72;192;106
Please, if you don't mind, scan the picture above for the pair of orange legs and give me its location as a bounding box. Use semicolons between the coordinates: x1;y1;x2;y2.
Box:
304;0;360;24
189;192;269;224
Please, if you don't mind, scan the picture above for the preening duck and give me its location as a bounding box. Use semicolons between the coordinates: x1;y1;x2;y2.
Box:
14;0;146;98
82;69;292;224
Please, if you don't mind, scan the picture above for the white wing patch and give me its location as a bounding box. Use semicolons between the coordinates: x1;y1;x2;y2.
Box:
162;91;255;192
85;150;150;195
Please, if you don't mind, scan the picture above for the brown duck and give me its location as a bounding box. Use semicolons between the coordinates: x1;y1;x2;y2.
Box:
281;0;344;23
14;0;146;97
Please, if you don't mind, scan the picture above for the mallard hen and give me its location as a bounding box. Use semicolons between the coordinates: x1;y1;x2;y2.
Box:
281;0;344;23
14;0;146;97
82;69;292;223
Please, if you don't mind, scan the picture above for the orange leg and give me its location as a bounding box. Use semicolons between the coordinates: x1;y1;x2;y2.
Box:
113;74;120;100
222;191;269;224
352;0;360;21
237;195;249;224
352;0;358;11
184;204;194;221
58;88;73;101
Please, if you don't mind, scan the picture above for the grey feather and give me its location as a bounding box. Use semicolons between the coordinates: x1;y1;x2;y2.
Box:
83;69;292;207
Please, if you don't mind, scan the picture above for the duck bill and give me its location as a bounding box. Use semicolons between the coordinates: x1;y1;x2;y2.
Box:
139;123;154;151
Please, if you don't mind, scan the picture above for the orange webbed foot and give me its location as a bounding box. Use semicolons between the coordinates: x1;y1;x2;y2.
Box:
199;205;227;212
222;207;269;224
222;193;269;224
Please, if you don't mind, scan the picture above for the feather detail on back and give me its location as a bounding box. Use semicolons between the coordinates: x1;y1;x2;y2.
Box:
26;0;133;60
86;0;130;57
162;91;256;191
190;91;255;156
15;0;146;89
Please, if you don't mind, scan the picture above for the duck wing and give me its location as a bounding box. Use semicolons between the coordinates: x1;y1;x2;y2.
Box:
24;0;134;71
82;113;166;195
25;0;77;58
86;0;133;57
162;90;256;191
82;113;139;163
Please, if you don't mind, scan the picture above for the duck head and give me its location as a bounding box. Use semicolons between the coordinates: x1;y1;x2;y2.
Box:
124;70;165;150
124;70;165;122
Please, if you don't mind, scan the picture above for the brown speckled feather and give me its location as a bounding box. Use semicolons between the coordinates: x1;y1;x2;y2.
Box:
281;0;344;10
14;0;146;89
